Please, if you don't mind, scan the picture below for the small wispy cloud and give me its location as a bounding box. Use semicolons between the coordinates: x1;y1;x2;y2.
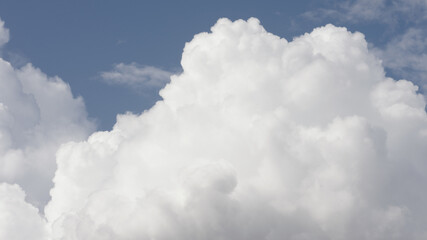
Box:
0;18;10;47
302;0;427;24
116;39;126;45
371;28;427;90
100;63;174;91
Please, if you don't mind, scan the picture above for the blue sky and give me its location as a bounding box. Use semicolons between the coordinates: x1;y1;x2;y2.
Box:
0;0;425;130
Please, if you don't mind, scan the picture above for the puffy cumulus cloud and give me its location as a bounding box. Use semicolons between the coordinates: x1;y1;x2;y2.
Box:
0;28;95;208
100;63;173;91
43;18;427;239
0;183;48;240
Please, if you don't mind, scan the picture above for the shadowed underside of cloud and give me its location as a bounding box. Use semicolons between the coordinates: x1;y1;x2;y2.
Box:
2;18;427;239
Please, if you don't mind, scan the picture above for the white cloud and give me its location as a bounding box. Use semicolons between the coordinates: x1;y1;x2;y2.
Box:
100;63;173;90
38;18;427;239
0;26;95;209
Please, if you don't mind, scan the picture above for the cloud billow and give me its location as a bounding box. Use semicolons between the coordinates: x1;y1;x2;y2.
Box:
2;18;427;239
